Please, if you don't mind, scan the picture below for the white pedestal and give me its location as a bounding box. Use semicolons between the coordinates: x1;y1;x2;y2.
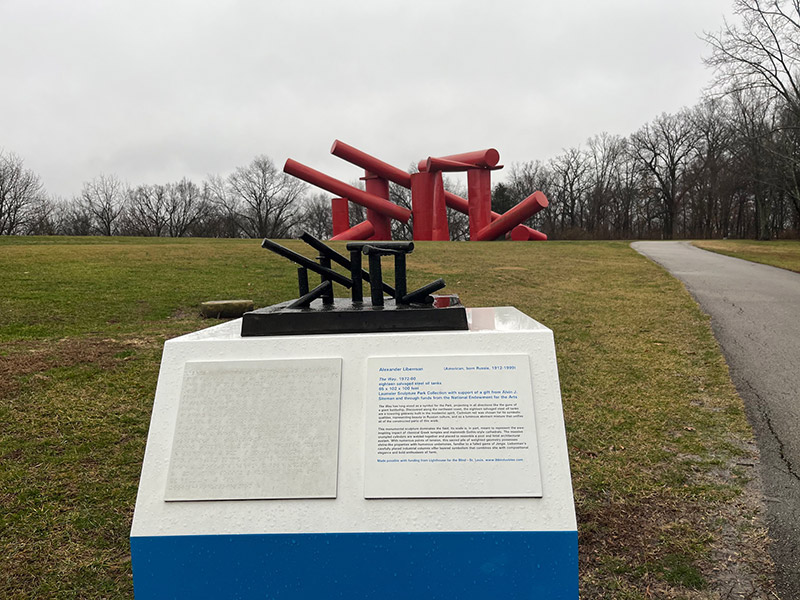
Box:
131;307;578;599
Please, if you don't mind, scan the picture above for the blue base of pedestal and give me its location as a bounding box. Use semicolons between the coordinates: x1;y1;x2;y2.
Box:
131;530;578;599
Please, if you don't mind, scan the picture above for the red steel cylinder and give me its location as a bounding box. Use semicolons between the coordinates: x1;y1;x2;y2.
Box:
330;220;375;241
510;225;547;241
331;197;350;237
284;158;410;223
444;190;470;214
444;191;507;222
510;225;530;241
327;141;476;221
420;149;500;172
475;191;549;241
425;156;475;173
327;141;547;242
330;140;412;188
432;171;449;240
438;148;500;168
364;172;392;240
410;172;434;240
467;169;493;240
523;225;548;241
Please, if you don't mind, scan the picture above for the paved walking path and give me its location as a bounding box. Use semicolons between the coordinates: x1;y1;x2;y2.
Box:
632;241;800;599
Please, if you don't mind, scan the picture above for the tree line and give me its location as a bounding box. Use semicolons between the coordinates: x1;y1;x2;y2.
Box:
2;0;799;241
0;155;318;239
500;94;799;240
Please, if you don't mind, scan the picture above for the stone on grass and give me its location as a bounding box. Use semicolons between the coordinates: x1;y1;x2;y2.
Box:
200;300;254;319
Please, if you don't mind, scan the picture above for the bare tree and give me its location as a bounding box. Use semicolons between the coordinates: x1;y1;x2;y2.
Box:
23;196;59;235
705;0;800;114
630;111;697;239
505;160;554;235
609;146;644;239
705;0;800;238
585;133;627;237
57;197;93;236
550;148;590;236
772;104;800;227
0;151;45;235
683;98;736;237
227;155;306;238
728;89;781;239
165;178;207;237
298;193;333;239
80;174;126;236
204;174;241;237
124;184;167;236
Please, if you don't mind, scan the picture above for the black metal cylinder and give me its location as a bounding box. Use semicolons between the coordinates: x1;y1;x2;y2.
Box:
297;267;309;296
346;241;414;253
261;238;352;288
286;280;332;309
349;249;363;303
318;256;334;305
368;253;384;306
300;232;395;297
402;278;446;304
394;253;407;303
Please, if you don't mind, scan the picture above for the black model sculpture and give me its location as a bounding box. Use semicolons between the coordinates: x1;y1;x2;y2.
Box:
240;232;468;336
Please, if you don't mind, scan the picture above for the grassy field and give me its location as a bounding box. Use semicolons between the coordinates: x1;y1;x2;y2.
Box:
0;236;775;598
693;239;800;273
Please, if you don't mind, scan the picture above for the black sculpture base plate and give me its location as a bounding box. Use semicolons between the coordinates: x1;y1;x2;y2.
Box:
240;298;469;337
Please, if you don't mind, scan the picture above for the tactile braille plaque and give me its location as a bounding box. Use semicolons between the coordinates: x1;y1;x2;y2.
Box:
165;358;342;501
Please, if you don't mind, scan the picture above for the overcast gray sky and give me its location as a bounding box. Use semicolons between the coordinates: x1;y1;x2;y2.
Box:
1;0;733;198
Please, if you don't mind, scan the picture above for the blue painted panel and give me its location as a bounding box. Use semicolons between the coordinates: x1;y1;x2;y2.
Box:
131;530;578;599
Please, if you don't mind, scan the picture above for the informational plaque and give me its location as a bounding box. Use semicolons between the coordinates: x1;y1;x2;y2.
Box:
165;358;342;501
364;354;542;499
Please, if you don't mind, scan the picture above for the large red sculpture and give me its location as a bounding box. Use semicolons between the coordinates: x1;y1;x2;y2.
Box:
284;141;548;241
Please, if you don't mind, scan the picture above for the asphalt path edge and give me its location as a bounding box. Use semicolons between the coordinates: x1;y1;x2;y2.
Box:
633;241;794;599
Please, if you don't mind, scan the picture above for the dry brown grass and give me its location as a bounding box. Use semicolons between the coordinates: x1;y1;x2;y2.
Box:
693;239;800;273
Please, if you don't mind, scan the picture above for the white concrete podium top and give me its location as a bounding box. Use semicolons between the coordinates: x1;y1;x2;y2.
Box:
175;306;551;342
